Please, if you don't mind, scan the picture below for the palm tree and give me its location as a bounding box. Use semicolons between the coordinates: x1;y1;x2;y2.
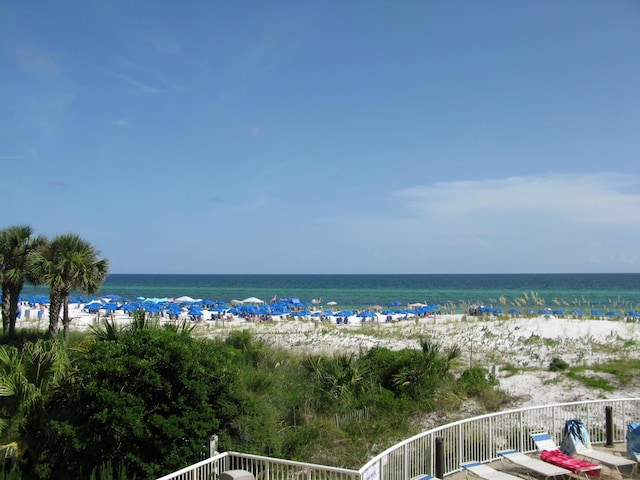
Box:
29;234;109;340
0;340;66;473
0;225;46;337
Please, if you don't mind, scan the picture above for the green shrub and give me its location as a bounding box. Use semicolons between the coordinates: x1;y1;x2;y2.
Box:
549;357;570;371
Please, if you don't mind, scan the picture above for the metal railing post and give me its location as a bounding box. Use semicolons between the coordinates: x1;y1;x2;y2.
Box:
435;437;444;479
605;406;613;447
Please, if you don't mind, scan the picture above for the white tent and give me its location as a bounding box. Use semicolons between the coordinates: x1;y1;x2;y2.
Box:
175;296;200;303
242;297;264;304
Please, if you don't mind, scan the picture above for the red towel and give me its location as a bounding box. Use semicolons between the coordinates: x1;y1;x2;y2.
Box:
540;449;600;477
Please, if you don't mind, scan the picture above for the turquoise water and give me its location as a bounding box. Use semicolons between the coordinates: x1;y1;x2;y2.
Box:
20;273;640;313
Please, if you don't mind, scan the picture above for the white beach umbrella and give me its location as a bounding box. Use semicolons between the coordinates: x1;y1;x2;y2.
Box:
175;296;197;303
242;297;264;304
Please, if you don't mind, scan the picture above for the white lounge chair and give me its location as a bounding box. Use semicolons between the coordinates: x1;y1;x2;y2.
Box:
498;449;572;480
461;462;522;480
530;432;601;479
573;440;637;477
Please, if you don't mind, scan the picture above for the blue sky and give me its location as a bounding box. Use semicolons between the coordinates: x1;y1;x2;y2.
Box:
1;1;639;274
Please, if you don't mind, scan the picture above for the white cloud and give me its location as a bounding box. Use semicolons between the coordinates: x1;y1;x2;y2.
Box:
308;173;640;273
397;173;640;228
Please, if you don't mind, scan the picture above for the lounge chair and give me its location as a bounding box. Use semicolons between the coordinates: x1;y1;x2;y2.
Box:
530;432;601;479
461;462;522;480
572;439;637;477
498;449;572;480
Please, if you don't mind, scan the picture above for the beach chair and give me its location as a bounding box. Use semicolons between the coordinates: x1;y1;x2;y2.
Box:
531;433;601;479
498;449;572;480
462;462;523;480
572;441;637;477
461;462;522;480
561;420;637;478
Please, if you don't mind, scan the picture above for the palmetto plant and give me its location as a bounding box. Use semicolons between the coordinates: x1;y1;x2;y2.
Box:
0;340;66;472
29;234;109;341
0;225;46;338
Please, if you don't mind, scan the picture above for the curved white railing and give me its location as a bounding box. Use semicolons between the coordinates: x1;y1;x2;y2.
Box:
158;398;640;480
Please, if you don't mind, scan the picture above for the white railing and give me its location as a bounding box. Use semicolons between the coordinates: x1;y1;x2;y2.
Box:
157;452;360;480
158;398;640;480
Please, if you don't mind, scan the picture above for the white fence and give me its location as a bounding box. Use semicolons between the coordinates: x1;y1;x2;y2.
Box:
158;398;640;480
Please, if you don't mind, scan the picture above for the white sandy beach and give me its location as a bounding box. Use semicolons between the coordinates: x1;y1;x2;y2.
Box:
17;302;640;412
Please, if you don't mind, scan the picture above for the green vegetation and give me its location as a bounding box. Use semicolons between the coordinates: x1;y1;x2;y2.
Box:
546;357;640;392
549;357;570;371
0;310;509;479
1;226;109;342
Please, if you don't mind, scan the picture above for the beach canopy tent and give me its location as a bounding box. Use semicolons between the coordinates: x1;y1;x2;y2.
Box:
242;297;264;304
280;298;301;305
175;296;199;304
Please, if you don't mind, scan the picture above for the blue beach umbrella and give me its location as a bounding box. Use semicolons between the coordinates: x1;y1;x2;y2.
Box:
101;303;119;312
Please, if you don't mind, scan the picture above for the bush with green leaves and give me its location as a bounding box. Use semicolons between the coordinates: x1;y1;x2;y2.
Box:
37;317;246;479
549;357;570;371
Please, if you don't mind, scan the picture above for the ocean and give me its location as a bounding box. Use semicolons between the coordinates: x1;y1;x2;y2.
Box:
19;273;640;313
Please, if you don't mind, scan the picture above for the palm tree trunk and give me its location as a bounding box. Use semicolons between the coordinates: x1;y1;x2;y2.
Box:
62;295;70;342
48;294;62;338
8;285;21;337
1;285;9;336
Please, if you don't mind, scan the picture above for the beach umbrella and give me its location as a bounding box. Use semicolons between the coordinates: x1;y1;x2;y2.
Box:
335;310;353;317
591;309;604;316
175;296;197;303
102;294;122;301
326;301;337;306
101;303;119;311
242;297;264;304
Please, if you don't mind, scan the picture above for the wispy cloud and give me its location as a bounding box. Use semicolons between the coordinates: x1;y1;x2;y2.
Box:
315;173;640;272
105;69;163;95
397;173;640;228
13;45;61;74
